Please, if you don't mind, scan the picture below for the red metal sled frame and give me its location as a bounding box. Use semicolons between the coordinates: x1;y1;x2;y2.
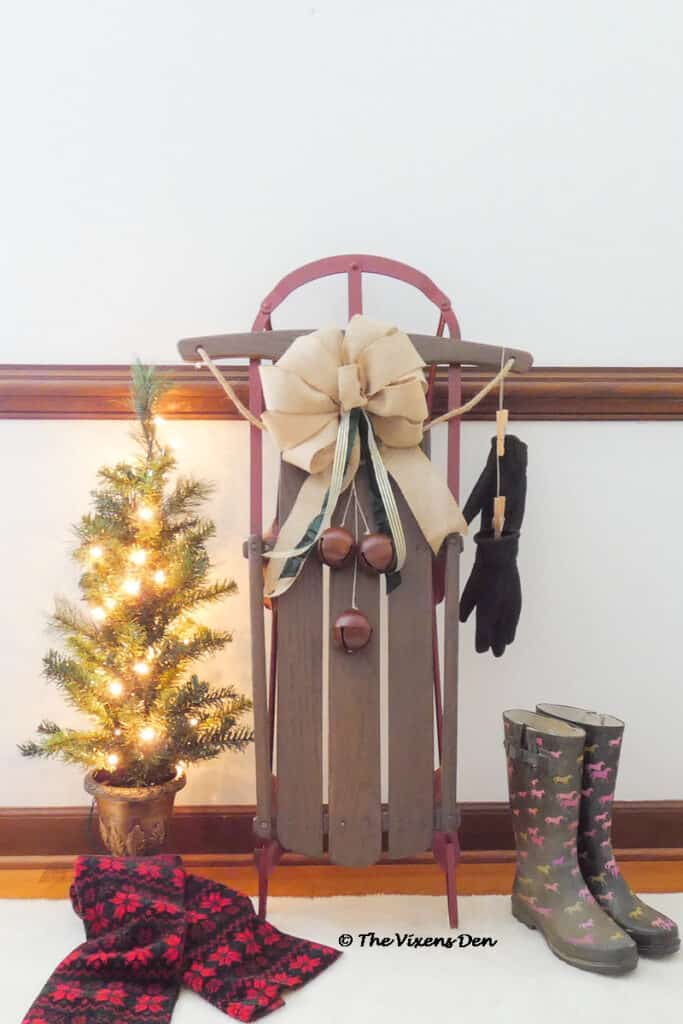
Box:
249;255;464;926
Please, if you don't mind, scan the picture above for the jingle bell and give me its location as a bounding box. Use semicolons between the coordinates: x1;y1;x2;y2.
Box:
317;526;355;569
358;532;395;574
333;608;372;653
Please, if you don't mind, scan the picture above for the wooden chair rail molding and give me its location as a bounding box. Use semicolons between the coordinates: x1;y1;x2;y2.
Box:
2;365;683;420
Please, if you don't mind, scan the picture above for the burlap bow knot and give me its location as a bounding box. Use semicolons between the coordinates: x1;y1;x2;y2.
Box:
259;316;467;597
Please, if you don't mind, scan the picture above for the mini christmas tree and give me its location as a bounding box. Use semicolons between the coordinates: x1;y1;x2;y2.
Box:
20;364;253;787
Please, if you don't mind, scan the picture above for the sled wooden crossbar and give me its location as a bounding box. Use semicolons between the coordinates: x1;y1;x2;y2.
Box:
177;254;533;927
178;331;533;373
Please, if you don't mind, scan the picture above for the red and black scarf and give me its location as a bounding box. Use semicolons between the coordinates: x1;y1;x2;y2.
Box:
23;855;340;1023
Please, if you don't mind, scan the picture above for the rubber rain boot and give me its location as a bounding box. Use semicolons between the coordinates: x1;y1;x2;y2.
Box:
504;709;638;974
536;703;680;957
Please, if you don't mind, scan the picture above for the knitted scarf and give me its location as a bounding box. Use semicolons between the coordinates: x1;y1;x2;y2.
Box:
22;855;340;1023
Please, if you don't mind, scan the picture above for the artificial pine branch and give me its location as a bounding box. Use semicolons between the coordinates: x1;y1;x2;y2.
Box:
163;477;214;519
19;724;113;766
130;360;172;459
50;597;100;639
20;363;252;786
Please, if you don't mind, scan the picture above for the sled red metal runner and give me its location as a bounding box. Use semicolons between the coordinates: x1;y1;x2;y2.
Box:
178;254;533;927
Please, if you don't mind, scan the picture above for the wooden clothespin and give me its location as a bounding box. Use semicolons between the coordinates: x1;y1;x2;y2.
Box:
493;495;506;538
496;407;508;457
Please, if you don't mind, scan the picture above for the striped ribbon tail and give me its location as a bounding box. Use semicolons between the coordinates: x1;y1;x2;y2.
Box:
264;410;358;596
361;411;406;594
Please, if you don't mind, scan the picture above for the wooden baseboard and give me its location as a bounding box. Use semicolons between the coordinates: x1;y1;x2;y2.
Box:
2;800;681;897
1;800;680;858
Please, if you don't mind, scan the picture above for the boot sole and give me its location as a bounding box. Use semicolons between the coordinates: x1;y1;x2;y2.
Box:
636;937;680;958
511;897;638;975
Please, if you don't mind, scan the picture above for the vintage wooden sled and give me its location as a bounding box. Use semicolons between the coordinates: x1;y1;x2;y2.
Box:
178;254;533;926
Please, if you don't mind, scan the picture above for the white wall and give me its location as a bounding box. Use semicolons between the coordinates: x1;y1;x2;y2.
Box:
1;1;682;806
1;0;683;365
3;418;683;805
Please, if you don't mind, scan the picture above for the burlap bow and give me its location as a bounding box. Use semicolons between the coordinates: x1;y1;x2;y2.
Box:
260;315;467;597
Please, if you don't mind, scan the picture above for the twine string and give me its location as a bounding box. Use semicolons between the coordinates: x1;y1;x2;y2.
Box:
496;347;506;500
195;345;516;435
195;346;265;430
424;357;515;431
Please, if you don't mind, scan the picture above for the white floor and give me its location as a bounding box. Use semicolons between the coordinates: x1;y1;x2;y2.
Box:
4;894;682;1024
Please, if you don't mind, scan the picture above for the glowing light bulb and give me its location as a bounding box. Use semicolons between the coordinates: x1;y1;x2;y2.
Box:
129;549;147;566
139;726;156;742
91;606;106;622
90;545;103;560
106;753;119;767
108;680;123;697
137;504;155;522
133;661;150;677
114;728;122;736
189;717;199;727
175;761;186;779
122;578;141;596
153;569;166;585
104;597;117;610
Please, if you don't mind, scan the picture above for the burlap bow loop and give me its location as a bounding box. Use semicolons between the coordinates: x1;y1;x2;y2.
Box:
258;316;467;598
260;316;429;474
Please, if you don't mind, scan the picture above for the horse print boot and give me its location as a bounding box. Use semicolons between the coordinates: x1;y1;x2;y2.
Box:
504;710;638;974
537;704;680;957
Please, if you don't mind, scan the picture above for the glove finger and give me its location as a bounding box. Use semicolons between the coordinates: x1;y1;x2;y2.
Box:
462;481;486;527
458;574;477;623
487;604;507;657
503;584;522;644
475;610;492;654
492;588;518;655
500;436;527;475
503;609;520;646
491;632;507;657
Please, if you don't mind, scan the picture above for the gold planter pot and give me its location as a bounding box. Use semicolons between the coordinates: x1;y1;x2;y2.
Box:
84;770;186;857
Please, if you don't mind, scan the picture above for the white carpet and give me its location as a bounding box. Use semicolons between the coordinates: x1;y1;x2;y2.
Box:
4;894;682;1023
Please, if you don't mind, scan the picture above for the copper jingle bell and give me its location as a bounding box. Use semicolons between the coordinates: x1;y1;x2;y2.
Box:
317;526;355;569
358;532;395;574
333;608;372;653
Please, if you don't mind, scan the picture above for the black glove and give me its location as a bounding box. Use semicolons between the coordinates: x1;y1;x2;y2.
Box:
459;435;527;657
459;531;521;656
462;434;527;531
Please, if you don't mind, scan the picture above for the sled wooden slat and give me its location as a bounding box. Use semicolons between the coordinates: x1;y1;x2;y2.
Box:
328;469;382;867
386;482;434;858
274;462;324;857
